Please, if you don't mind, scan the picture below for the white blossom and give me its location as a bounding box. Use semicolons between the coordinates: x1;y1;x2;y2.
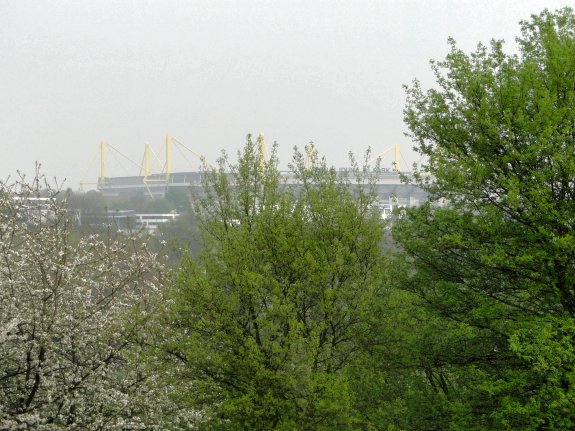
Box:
0;173;193;429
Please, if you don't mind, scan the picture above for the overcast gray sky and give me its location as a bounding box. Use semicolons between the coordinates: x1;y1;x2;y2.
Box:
0;0;568;189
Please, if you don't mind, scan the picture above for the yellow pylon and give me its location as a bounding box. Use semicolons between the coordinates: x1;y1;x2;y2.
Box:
100;141;108;178
165;135;172;182
257;132;267;173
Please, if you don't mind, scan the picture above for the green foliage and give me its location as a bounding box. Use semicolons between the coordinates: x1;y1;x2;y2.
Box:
157;135;386;429
165;187;192;212
395;7;575;430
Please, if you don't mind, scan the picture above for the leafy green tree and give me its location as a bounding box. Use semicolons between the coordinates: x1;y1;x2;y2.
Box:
155;136;386;430
165;187;192;213
394;7;575;430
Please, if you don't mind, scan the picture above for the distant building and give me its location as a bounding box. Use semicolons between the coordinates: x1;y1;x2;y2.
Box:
77;208;180;235
133;212;179;234
97;170;428;207
11;197;55;224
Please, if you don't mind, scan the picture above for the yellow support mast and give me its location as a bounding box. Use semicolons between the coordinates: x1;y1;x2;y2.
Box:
165;135;172;183
394;144;400;172
305;141;315;169
367;144;404;172
144;143;152;178
100;140;108;179
257;132;267;173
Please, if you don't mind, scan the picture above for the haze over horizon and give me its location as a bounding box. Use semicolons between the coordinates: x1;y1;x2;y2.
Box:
0;0;567;190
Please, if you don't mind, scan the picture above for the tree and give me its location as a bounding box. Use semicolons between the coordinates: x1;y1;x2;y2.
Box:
394;7;575;430
0;172;182;429
165;187;192;213
154;136;387;430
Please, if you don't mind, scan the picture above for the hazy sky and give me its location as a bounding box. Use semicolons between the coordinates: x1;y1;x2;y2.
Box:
0;0;568;189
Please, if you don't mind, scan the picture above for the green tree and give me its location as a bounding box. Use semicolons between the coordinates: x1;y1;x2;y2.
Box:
165;187;192;213
394;7;575;430
155;136;386;430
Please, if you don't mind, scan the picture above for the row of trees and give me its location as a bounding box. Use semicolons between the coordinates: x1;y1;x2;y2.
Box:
2;7;575;429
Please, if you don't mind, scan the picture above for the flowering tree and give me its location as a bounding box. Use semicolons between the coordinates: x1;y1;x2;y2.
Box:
0;173;176;429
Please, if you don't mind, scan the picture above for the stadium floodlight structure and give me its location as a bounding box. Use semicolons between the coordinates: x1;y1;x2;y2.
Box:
81;135;214;196
368;144;404;172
